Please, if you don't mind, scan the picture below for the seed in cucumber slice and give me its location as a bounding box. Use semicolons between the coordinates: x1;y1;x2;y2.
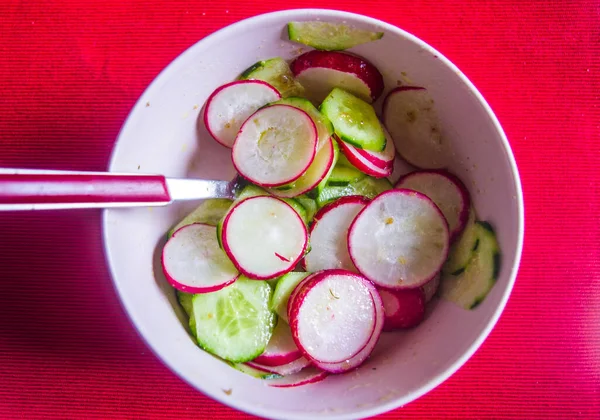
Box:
270;96;333;151
192;277;276;363
239;57;305;98
271;272;311;323
168;198;233;237
316;172;392;207
440;222;500;310
443;207;479;275
326;162;365;186
232;104;317;187
287;21;384;51
222;196;308;280
320;88;386;152
162;224;239;293
267;135;335;199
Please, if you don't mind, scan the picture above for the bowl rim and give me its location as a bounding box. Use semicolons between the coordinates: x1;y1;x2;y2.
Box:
102;8;525;420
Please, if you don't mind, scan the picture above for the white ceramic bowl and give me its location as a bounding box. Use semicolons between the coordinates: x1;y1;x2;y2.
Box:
103;9;524;419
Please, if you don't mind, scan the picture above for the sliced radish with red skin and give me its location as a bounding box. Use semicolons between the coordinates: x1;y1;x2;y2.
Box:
268;136;335;198
383;86;449;169
253;320;302;367
395;170;471;240
267;366;328;388
232;104;317;187
222;196;308;280
304;196;369;273
348;189;450;289
289;269;378;365
353;128;396;169
286;272;319;322
290;50;384;104
378;287;426;331
336;136;393;178
203;80;281;148
422;274;440;303
246;356;310;376
161;223;239;293
313;283;384;373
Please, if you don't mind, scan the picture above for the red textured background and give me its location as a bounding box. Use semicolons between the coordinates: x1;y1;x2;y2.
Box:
1;0;599;418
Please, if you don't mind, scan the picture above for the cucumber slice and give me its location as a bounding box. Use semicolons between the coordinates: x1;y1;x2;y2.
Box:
327;163;365;186
240;57;305;98
440;222;501;310
296;195;318;222
168;199;233;237
192;277;276;362
320;88;386;152
443;208;479;275
271;97;333;151
316;173;392;207
271;272;311;323
177;290;194;317
287;21;384;51
229;362;282;380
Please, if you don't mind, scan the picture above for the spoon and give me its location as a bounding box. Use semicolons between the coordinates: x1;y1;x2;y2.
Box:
0;168;240;211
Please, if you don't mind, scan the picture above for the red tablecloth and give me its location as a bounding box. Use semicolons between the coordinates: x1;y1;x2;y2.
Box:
1;1;599;418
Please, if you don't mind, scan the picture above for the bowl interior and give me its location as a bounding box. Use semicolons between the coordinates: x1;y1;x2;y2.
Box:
104;9;523;420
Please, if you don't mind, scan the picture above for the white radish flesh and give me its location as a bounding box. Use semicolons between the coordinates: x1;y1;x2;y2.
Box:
395;170;471;240
336;137;393;178
162;223;239;293
304;196;369;273
348;189;450;289
222;196;308;280
353;128;397;169
289;270;377;364
232;104;317;187
266;366;328;388
204;80;281;148
247;356;310;376
252;320;302;366
383;87;449;169
422;274;440;303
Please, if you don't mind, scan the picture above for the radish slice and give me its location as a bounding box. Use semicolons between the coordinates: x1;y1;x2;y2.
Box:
222;196;308;280
395;170;471;240
422;274;440;303
247;356;310;376
253;320;302;367
289;270;377;365
290;50;384;104
348;189;450;289
314;283;384;373
161;223;239;293
383;87;449;169
336;137;393;178
304;196;369;273
267;366;328;388
378;287;426;331
353;128;396;169
268;136;335;198
232;104;318;187
286;273;319;323
203;80;281;148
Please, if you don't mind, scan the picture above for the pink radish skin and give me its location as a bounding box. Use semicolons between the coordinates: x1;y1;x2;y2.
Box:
289;269;378;366
222;196;308;280
247;356;310;376
348;189;450;289
395;170;471;240
336;136;392;178
252;320;302;367
351;129;396;170
378;287;426;331
422;274;440;303
267;366;328;388
290;50;384;103
203;80;281;148
232;104;317;188
268;136;335;198
313;283;384;373
304;195;369;273
287;273;319;322
161;223;239;293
